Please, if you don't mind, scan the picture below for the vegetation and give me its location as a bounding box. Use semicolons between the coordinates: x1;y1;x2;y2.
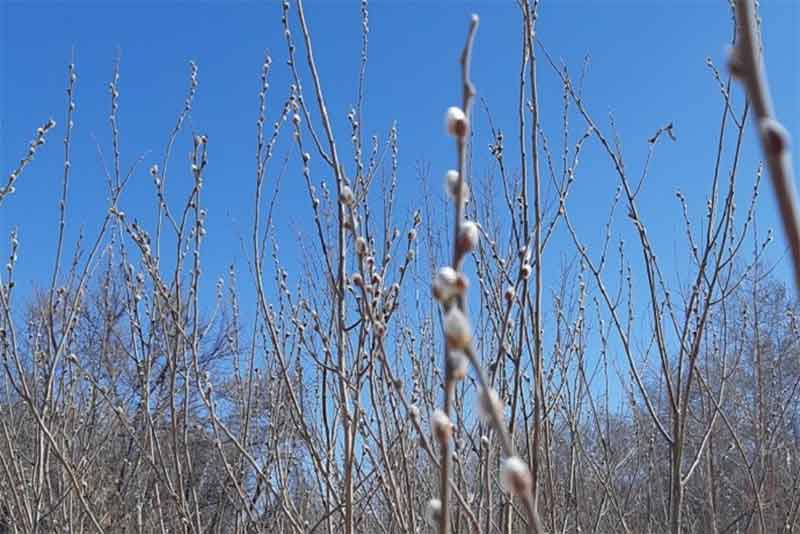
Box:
2;1;798;533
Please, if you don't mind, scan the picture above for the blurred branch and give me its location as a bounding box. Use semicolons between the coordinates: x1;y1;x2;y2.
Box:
731;0;800;293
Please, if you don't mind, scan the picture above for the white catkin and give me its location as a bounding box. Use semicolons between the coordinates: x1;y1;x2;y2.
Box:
430;409;453;443
432;266;463;302
445;106;468;137
444;307;472;350
458;221;479;252
500;456;532;495
424;498;442;526
477;387;502;423
445;169;459;197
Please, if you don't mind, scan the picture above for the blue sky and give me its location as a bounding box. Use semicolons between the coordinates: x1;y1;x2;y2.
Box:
1;0;798;337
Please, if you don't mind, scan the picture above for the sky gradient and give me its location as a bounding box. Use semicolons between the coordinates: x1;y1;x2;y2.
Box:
2;1;799;334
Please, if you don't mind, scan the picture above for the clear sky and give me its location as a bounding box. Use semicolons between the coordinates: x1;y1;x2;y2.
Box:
2;1;799;331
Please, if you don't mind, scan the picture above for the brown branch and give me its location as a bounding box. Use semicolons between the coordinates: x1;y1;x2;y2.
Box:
731;0;800;292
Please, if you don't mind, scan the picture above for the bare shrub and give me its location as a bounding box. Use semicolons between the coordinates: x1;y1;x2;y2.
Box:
1;1;797;534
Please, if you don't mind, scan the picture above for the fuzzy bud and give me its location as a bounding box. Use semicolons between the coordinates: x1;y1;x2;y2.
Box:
444;169;470;203
477;387;503;423
504;285;516;303
424;498;442;527
430;409;453;443
340;185;355;206
355;236;367;256
444;307;472;350
432;266;461;302
445;169;459;196
500;456;532;495
457;221;479;253
447;350;469;381
351;273;364;287
446;106;469;138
